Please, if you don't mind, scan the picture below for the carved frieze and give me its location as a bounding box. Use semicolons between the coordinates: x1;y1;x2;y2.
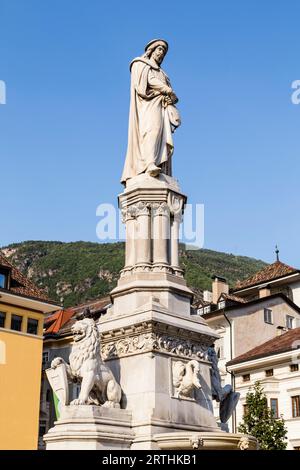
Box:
100;322;213;360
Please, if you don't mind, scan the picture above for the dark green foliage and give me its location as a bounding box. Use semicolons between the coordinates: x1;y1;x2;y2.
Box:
238;382;288;450
3;241;266;308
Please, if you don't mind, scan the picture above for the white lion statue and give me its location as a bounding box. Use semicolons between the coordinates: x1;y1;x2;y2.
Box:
51;317;122;407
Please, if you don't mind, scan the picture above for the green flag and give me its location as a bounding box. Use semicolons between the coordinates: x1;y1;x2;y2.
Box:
53;391;61;419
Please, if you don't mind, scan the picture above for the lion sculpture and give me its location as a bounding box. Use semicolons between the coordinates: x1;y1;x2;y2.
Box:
51;317;121;407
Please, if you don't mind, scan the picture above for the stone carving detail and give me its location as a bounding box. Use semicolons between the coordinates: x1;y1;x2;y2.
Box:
102;332;156;359
135;201;151;217
121;205;136;223
152;202;169;216
238;436;250;450
122;200;174;222
208;346;240;424
101;330;210;360
190;435;204;449
120;263;184;277
168;192;183;216
172;360;202;399
49;317;122;408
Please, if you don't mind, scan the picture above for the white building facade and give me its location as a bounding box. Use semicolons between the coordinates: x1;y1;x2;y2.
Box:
227;331;300;450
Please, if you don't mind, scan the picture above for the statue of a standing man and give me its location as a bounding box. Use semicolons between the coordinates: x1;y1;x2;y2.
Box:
121;39;181;184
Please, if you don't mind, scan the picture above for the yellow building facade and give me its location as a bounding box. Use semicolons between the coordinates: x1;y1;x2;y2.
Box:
0;253;58;450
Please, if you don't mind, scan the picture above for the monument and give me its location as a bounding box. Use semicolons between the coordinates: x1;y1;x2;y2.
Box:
44;39;256;450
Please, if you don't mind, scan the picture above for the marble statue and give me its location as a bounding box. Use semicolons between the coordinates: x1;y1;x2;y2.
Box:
121;39;181;184
173;360;202;399
208;347;240;423
49;317;122;407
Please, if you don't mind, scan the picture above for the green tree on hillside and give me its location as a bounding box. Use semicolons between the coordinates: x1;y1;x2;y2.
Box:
238;381;287;450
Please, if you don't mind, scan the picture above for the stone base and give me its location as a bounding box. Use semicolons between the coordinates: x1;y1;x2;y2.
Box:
100;299;219;434
44;406;133;450
154;431;258;450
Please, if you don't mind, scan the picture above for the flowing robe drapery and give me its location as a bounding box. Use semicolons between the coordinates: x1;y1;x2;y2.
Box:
121;57;176;184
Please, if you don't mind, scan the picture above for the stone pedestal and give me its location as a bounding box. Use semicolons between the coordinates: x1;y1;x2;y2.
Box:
97;173;220;449
44;173;255;450
44;406;133;450
100;300;219;449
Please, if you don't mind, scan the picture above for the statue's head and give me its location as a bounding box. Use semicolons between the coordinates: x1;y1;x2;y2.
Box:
71;317;97;343
144;39;168;65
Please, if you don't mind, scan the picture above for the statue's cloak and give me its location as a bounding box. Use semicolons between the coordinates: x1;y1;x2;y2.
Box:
121;57;174;184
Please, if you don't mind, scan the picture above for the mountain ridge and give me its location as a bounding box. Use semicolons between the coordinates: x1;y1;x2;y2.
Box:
1;241;267;308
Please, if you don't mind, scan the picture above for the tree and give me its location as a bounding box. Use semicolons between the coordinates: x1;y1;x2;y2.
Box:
238;381;288;450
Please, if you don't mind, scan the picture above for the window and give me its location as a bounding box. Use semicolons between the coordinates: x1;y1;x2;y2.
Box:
265;369;274;377
286;315;294;329
292;396;300;418
0;270;8;289
270;398;278;418
218;300;226;309
264;308;273;324
27;318;38;335
290;364;299;372
11;314;22;332
0;312;5;328
42;351;49;367
242;374;250;382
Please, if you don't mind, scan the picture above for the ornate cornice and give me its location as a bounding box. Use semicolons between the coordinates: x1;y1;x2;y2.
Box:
120;264;184;277
100;321;214;360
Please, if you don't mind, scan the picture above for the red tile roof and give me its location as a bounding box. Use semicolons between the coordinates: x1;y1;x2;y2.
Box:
44;296;111;335
234;261;298;291
227;327;300;365
220;293;247;304
0;251;50;302
44;309;74;334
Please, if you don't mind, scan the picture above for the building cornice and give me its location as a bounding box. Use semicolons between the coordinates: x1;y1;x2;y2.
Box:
0;290;59;313
227;349;298;372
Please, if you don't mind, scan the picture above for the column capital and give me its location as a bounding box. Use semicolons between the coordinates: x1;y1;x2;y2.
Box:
121;205;137;223
152;202;169;217
134;201;151;217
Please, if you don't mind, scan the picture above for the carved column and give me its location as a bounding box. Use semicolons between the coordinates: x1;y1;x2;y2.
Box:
152;202;170;265
122;206;136;268
135;202;151;265
168;193;184;270
170;213;182;268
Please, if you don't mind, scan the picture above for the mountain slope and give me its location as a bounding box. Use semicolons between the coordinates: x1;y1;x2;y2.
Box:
1;241;267;308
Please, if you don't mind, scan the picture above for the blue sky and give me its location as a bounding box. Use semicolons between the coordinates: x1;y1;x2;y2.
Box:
1;0;299;265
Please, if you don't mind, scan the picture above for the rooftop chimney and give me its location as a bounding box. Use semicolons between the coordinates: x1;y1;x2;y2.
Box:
259;285;271;299
212;276;229;304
